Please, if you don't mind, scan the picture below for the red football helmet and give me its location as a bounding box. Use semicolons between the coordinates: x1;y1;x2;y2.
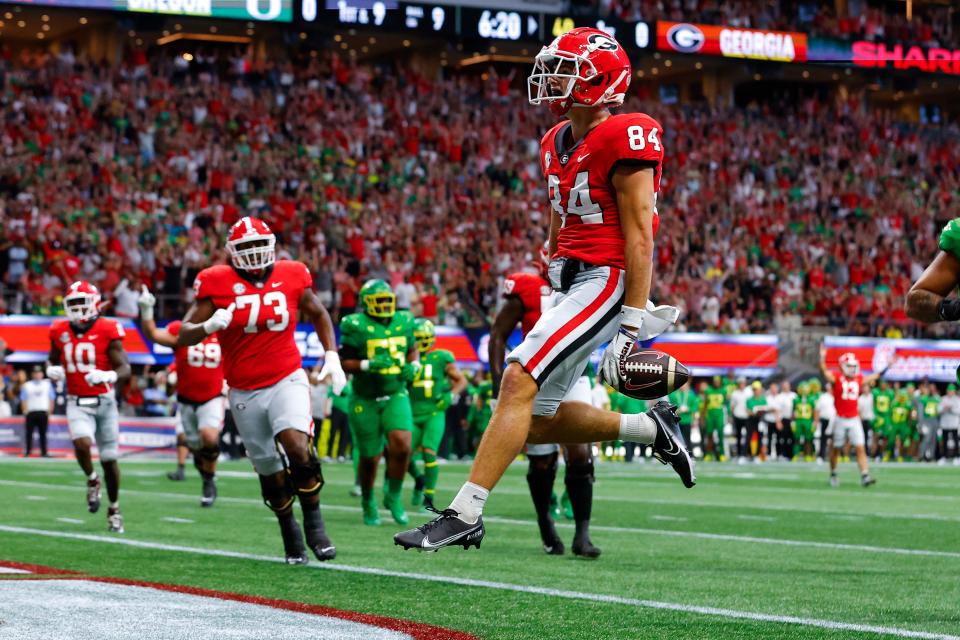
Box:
227;216;276;272
63;280;101;323
839;352;860;378
528;27;632;117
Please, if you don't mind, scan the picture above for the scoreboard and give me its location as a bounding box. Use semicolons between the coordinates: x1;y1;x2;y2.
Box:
4;0;293;21
315;0;652;49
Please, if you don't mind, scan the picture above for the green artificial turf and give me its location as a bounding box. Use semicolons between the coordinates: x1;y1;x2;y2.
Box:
0;457;958;639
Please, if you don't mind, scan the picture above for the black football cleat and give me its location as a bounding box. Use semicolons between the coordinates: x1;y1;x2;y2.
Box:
303;507;337;562
200;477;217;508
861;474;877;488
278;514;309;565
537;517;564;555
648;401;697;488
394;507;484;552
87;477;102;513
166;468;186;482
572;535;602;559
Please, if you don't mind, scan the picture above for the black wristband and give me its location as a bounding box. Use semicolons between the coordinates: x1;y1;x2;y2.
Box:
938;299;960;321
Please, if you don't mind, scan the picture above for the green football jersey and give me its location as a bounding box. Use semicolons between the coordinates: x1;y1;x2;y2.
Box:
890;401;911;426
613;392;647;414
918;395;940;421
704;385;728;418
873;388;894;416
340;310;416;398
793;395;815;423
668;389;700;425
939;218;960;260
330;380;352;413
410;349;456;417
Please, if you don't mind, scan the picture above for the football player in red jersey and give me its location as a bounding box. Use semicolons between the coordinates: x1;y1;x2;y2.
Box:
47;281;131;533
139;287;225;507
176;217;346;564
489;246;600;557
820;348;883;488
396;28;693;552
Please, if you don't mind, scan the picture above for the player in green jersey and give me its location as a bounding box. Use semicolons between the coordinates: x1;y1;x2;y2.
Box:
330;380;361;497
701;376;728;461
889;390;914;461
792;382;816;461
467;376;494;451
668;381;700;457
916;382;941;462
407;319;467;511
339;280;418;526
872;381;895;460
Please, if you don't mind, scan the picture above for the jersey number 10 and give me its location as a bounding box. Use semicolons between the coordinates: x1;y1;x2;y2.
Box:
63;342;96;373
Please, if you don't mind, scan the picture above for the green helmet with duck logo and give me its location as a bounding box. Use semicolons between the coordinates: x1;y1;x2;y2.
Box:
359;279;396;319
414;318;436;353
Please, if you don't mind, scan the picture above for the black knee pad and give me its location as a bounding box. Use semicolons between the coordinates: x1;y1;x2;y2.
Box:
289;455;325;497
565;461;595;484
198;446;219;462
527;452;558;477
258;474;295;514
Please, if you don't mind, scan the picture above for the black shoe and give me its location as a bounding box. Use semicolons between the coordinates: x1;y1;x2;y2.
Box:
861;474;877;487
394;507;484;551
167;468;186;482
87;477;102;514
278;514;308;565
303;507;336;562
572;535;601;559
648;401;697;488
200;477;217;508
537;517;564;555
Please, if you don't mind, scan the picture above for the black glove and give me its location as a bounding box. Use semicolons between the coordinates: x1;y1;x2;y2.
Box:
938;298;960;321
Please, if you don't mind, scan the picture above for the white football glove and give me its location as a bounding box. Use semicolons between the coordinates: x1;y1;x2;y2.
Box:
138;285;157;321
600;302;680;387
46;365;65;381
320;350;347;396
202;303;235;335
84;369;118;386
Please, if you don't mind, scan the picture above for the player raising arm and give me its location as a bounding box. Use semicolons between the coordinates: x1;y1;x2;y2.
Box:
176;217;345;564
820;348;882;487
395;28;692;553
139;287;225;507
47;281;131;533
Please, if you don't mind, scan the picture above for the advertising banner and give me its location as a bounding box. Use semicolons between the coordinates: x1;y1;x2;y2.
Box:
808;37;960;75
0;415;177;456
648;333;779;378
823;336;960;382
657;21;808;62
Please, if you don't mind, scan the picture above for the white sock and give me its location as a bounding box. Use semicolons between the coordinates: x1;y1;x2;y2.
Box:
619;413;656;444
109;501;119;510
449;482;489;524
88;472;98;481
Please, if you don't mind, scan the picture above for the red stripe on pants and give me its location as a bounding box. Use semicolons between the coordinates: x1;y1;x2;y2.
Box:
525;269;621;373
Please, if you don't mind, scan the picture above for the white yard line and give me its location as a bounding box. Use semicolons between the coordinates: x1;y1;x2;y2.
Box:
25;495;47;501
55;517;84;524
737;515;777;522
161;517;194;524
0;525;956;640
1;479;958;560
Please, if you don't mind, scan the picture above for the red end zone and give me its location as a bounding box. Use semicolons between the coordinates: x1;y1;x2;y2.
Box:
0;561;476;640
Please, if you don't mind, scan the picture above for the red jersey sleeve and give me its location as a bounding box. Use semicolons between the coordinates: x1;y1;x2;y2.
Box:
193;268;217;300
596;113;664;176
106;319;125;342
297;261;313;289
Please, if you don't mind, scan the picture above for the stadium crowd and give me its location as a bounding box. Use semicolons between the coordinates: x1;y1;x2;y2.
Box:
0;46;959;339
591;0;959;49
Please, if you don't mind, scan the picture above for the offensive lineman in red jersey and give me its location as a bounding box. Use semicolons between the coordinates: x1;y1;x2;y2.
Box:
820;348;883;488
396;28;693;552
489;247;601;557
138;287;225;507
176;217;346;564
47;281;131;533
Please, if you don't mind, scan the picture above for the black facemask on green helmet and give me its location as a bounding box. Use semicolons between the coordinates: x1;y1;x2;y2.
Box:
414;318;436;352
359;279;396;319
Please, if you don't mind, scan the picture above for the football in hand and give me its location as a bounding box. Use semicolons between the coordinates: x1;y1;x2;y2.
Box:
616;346;690;400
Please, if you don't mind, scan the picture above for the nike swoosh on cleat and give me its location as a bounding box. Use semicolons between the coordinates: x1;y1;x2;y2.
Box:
422;526;481;549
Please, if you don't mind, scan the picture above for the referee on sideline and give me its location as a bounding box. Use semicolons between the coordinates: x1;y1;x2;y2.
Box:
20;365;54;457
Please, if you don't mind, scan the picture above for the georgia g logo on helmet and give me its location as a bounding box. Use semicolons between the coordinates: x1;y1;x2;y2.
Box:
586;33;619;52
